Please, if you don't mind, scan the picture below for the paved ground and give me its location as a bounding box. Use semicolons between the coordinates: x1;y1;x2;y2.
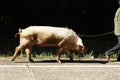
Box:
0;58;120;80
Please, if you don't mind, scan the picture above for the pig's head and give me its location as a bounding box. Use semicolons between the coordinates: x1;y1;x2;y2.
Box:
74;38;87;54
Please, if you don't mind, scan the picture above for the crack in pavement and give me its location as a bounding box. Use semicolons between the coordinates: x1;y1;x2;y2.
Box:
26;63;37;80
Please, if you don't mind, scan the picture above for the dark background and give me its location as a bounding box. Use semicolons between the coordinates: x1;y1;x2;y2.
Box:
0;0;118;36
0;0;119;57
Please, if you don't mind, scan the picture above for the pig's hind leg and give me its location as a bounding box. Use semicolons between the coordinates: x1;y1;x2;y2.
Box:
25;47;34;62
11;38;30;62
11;45;24;61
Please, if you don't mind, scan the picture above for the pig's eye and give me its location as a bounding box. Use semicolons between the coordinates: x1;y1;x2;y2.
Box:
81;47;84;50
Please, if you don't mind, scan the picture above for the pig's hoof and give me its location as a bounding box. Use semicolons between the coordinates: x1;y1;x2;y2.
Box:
57;60;62;64
70;58;73;61
29;59;34;62
11;58;15;62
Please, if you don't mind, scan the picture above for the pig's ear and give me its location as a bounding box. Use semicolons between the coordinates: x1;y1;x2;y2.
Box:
19;28;22;33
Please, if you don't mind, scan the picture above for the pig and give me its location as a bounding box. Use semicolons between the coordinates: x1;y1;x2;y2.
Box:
11;26;86;63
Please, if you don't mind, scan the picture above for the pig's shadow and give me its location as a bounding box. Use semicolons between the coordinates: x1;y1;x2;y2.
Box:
15;59;116;64
33;59;109;64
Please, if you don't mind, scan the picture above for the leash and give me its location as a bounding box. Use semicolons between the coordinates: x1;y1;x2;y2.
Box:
79;31;114;38
58;30;69;46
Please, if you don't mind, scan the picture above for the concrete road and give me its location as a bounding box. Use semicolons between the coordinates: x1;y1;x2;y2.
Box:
0;58;120;80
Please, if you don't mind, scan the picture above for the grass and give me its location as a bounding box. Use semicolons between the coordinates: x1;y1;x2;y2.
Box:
15;50;118;60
